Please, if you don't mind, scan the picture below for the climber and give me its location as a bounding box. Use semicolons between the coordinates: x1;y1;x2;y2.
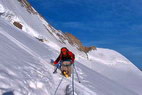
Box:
54;47;75;77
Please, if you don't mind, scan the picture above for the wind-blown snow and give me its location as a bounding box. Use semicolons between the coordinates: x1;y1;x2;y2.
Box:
0;0;142;95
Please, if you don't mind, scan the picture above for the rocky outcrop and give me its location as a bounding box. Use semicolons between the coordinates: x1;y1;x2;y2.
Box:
35;37;48;42
18;0;37;14
65;32;96;53
13;21;23;29
81;46;96;53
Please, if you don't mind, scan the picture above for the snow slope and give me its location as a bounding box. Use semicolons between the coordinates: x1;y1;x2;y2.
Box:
79;49;142;94
77;48;142;94
0;0;142;95
1;17;138;95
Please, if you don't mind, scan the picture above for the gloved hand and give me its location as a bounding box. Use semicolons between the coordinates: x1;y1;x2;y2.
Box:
54;61;57;65
56;63;61;69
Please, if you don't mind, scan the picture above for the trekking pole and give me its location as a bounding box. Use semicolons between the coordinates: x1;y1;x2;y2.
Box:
53;66;58;73
53;63;61;73
54;76;64;95
72;64;75;95
74;64;81;83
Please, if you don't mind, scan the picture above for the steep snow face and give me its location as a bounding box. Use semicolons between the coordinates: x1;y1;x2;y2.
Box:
0;0;61;45
0;0;142;95
0;0;87;60
0;0;52;37
0;18;96;95
0;18;54;95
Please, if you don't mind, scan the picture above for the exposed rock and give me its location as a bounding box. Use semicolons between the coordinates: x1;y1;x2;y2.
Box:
65;32;96;53
56;33;66;44
18;0;37;14
13;21;23;29
81;46;96;53
35;37;48;42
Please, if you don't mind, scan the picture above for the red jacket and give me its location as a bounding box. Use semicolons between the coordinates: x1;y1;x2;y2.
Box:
54;51;75;64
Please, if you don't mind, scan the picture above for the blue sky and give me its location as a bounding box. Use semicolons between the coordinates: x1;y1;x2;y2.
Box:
28;0;142;70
